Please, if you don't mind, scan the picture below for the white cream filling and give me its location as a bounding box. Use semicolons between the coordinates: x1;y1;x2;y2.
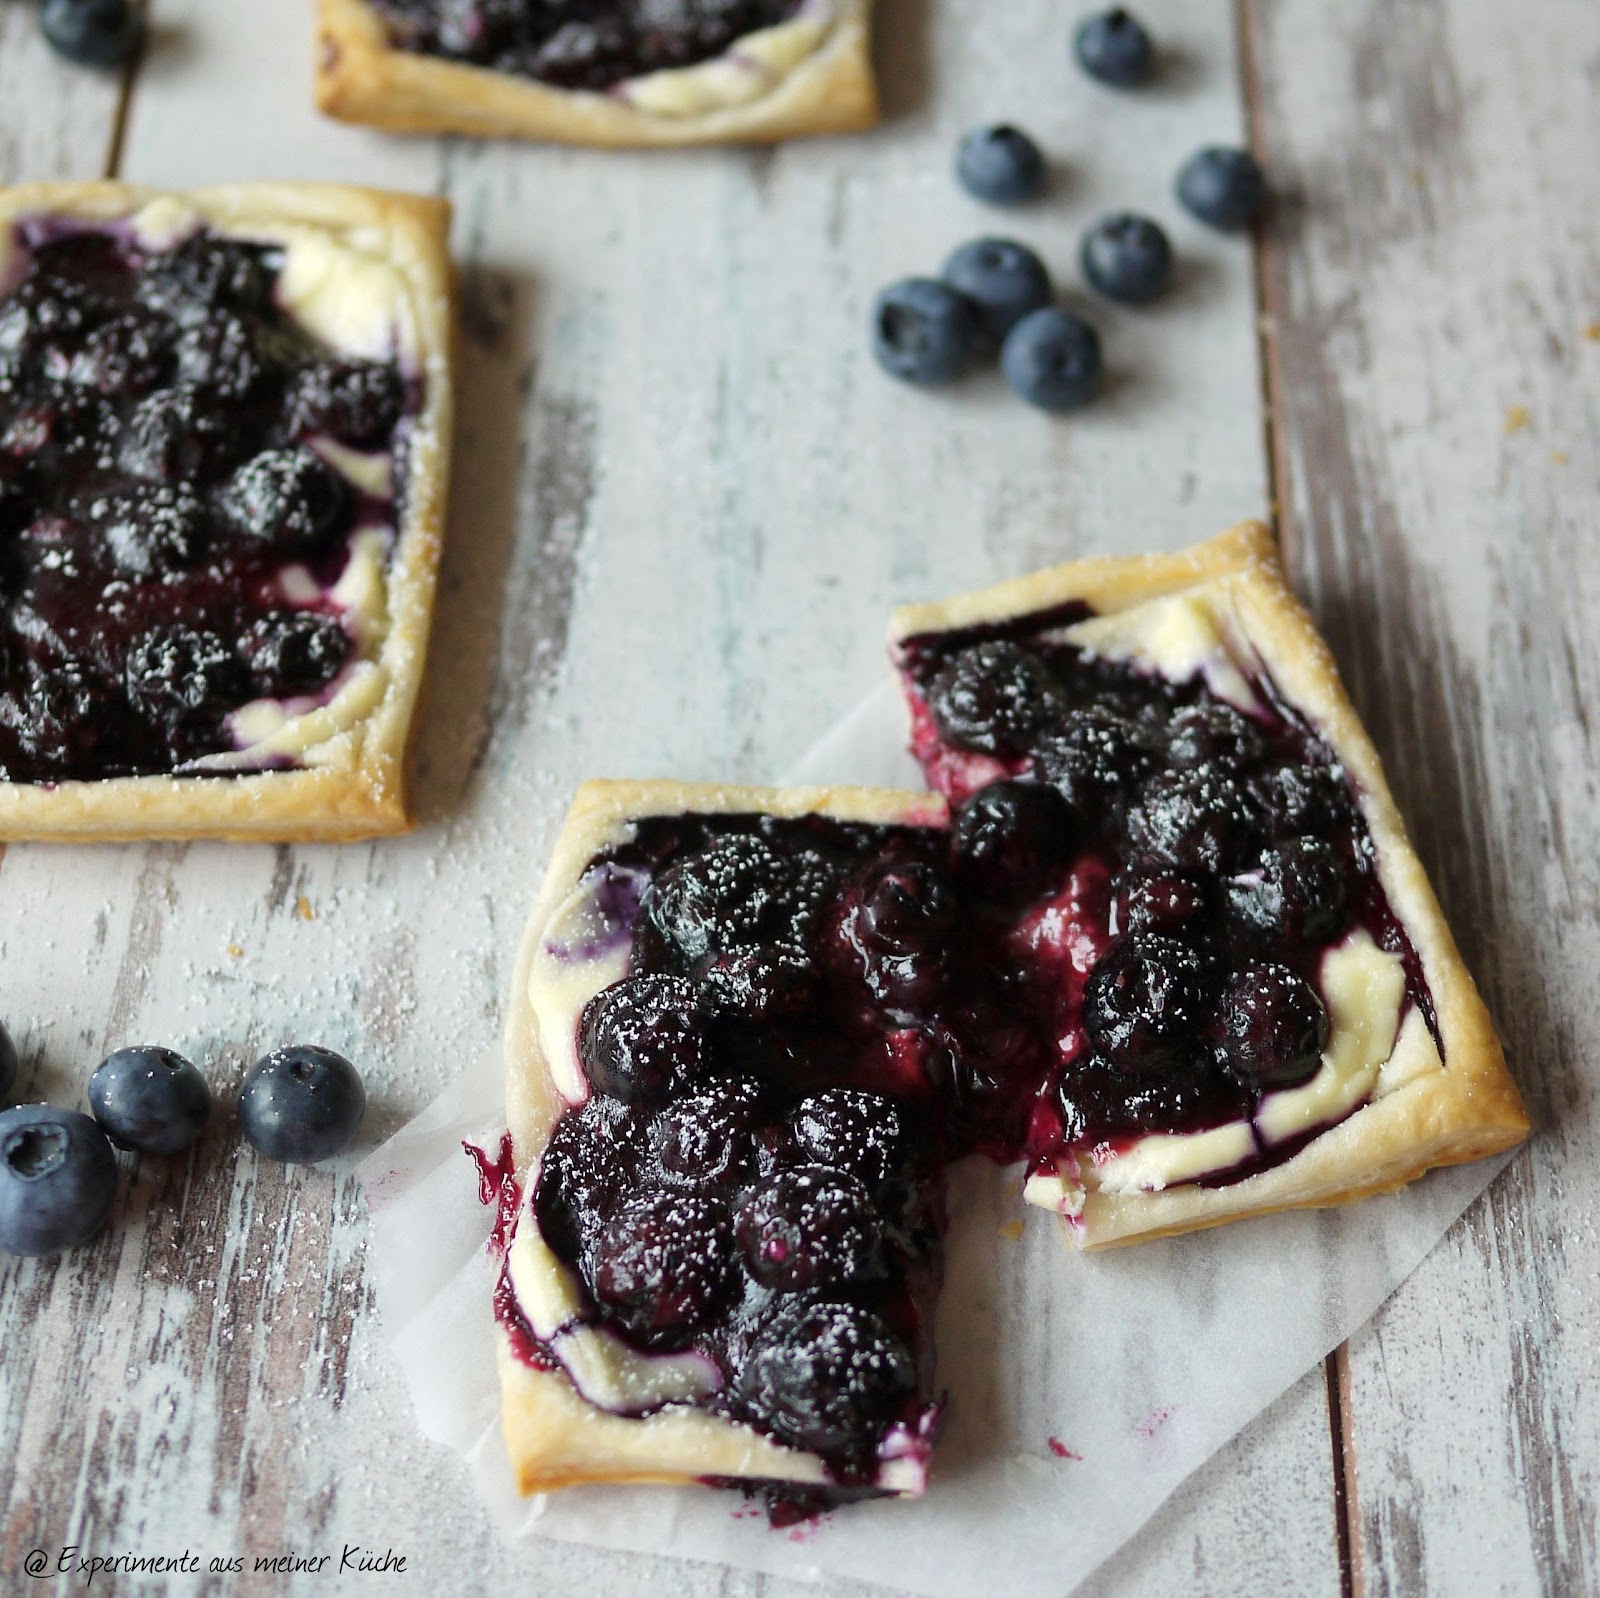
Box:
619;4;832;116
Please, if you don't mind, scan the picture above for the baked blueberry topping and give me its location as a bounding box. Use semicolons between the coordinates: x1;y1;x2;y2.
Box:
1229;836;1349;945
927;639;1059;756
237;1045;366;1164
653;1084;761;1188
1081;213;1174;304
40;0;142;69
587;1190;734;1346
942;239;1053;346
0;1105;117;1256
1126;767;1259;874
1218;961;1329;1086
1001;308;1104;413
0;221;409;783
952;779;1073;898
871;279;980;388
1177;147;1268;230
579;974;708;1105
1084;935;1209;1073
1073;7;1155;86
735;1165;886;1293
374;0;804;91
955;125;1046;207
734;1298;917;1459
792;1089;912;1198
87;1045;211;1155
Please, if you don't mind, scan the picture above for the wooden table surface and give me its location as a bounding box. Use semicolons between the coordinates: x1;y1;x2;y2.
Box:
0;1;1594;1594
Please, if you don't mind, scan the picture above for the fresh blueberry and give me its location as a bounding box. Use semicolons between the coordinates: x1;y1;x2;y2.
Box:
942;238;1052;346
40;0;142;69
792;1088;911;1196
1228;836;1349;945
1073;8;1155;86
586;1189;733;1347
735;1298;916;1456
927;639;1060;755
1081;213;1174;303
1084;935;1209;1073
578;975;707;1105
237;1045;366;1164
222;449;352;556
0;1023;16;1103
1218;961;1329;1085
88;1045;210;1155
870;278;980;387
955;124;1046;206
735;1165;885;1293
0;1106;117;1256
1177;146;1268;229
952;780;1074;897
1001;308;1103;412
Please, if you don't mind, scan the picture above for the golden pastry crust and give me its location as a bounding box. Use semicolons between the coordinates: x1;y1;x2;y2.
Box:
890;521;1530;1248
315;0;878;146
0;181;455;842
499;778;943;1494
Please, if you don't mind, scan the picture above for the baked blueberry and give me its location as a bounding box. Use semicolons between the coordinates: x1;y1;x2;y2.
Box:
40;0;142;69
1031;704;1155;816
1113;872;1208;937
1177;147;1267;230
735;1298;916;1456
1229;836;1349;945
927;639;1059;756
1081;213;1174;303
535;1096;648;1259
952;779;1073;897
124;626;250;730
0;1023;16;1103
579;975;707;1105
792;1088;910;1196
587;1189;734;1347
942;239;1053;346
1001;308;1103;412
1073;7;1154;86
735;1165;885;1292
1084;935;1209;1072
0;1105;117;1256
956;124;1046;207
174;311;265;400
69;313;169;397
137;236;275;322
118;386;229;483
88;1045;211;1155
1250;759;1357;840
698;945;818;1022
870;279;980;387
652;1083;762;1188
1127;767;1259;875
237;1045;366;1164
853;857;957;955
290;360;405;448
97;484;212;577
221;448;352;555
244;610;351;700
1218;961;1328;1085
1166;702;1264;772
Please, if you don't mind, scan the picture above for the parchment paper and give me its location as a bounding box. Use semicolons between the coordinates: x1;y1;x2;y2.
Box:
358;680;1508;1596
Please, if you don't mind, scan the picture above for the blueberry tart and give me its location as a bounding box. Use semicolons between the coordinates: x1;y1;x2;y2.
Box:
889;520;1528;1246
0;182;453;840
315;0;878;146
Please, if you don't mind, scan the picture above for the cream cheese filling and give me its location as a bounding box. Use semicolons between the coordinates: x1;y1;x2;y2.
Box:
618;1;834;116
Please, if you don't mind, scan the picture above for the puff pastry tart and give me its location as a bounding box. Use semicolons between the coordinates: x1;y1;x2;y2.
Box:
493;523;1526;1513
315;0;878;146
0;182;454;841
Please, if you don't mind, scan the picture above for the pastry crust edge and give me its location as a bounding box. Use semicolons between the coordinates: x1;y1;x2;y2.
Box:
314;0;878;146
890;520;1530;1249
0;180;456;843
499;778;943;1494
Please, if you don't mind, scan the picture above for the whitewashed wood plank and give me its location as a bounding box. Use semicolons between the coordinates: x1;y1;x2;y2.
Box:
0;2;127;183
0;1;1342;1593
1247;0;1600;1592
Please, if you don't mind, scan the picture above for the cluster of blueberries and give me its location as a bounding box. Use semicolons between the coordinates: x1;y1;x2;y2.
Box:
0;1033;367;1258
870;7;1267;411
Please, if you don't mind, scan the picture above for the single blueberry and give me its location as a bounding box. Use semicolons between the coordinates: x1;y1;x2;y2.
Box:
244;610;351;701
578;975;707;1105
237;1045;365;1164
854;857;957;955
1073;8;1155;86
735;1166;886;1293
0;1105;117;1256
927;638;1060;755
1002;307;1103;412
586;1189;734;1347
942;238;1053;346
1084;934;1209;1073
290;361;405;448
1218;961;1329;1086
88;1045;211;1155
124;625;250;729
1081;213;1174;303
792;1088;912;1197
1228;836;1349;945
955;124;1046;206
1126;766;1259;875
652;1084;761;1189
222;449;352;556
870;278;980;387
952;779;1074;897
40;0;142;69
1165;701;1265;771
1177;146;1268;229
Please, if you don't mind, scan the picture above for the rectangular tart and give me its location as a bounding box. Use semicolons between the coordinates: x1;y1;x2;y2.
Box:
0;181;454;841
315;0;879;146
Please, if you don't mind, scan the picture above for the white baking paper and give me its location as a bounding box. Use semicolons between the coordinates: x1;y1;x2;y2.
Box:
359;680;1509;1597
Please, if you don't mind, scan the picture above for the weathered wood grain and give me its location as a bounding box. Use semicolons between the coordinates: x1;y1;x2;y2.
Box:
0;0;1399;1592
0;0;128;183
1246;0;1600;1593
